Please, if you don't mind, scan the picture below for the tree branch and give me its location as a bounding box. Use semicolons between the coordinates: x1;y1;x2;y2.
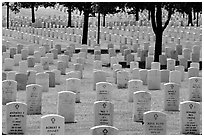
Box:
162;9;172;31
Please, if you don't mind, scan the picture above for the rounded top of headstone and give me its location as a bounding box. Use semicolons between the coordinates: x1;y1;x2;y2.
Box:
58;91;76;95
41;114;65;119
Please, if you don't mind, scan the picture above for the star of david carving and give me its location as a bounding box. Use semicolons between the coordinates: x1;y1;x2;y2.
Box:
103;85;106;88
15;104;19;109
102;129;108;135
189;104;193;109
154;114;158;120
51;118;55;124
102;103;107;108
195;79;198;82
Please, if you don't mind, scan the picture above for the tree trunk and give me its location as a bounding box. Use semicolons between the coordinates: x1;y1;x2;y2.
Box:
6;2;9;29
82;11;89;45
193;10;196;20
135;8;139;21
188;10;193;26
103;14;106;27
67;7;72;27
154;30;163;62
31;4;35;23
97;12;100;44
196;12;199;27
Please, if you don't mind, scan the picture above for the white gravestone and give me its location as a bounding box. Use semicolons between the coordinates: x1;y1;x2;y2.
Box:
73;63;83;79
146;56;154;69
34;64;44;73
4;58;14;71
41;57;49;70
39;46;46;57
14;54;22;66
26;84;42;115
66;71;81;79
59;55;69;68
129;68;140;80
2;80;17;105
34;51;41;63
180;101;201;135
90;125;119;135
93;70;107;90
66;78;81;103
133;91;151;123
190;62;199;69
51;69;61;85
7;71;16;80
151;62;160;70
139;69;148;85
164;83;180;111
28;45;34;55
57;61;66;75
117;70;129;89
27;56;35;67
94;101;114;126
144;111;167;135
188;67;199;78
169;70;181;85
96;82;112;101
189;77;202;102
128;80;143;102
18;60;28;74
175;65;185;81
36;72;49;92
57;91;76;123
27;70;37;84
167;59;175;71
6;102;27;135
160;70;170;83
147;69;161;90
21;49;28;60
40;114;65;135
46;53;54;64
45;71;55;87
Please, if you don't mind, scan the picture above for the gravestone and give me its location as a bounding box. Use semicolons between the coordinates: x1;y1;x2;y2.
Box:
4;58;14;71
46;53;54;64
15;73;28;90
164;83;180;111
175;65;185;81
139;69;148;85
39;46;46;57
40;114;65;135
169;70;181;85
147;69;161;90
151;62;160;70
90;125;119;135
93;60;102;70
117;70;129;89
94;101;114;126
26;84;42;115
59;55;69;68
6;102;27;135
2;80;17;105
140;50;148;62
27;70;37;84
183;48;191;60
45;71;55;87
160;70;170;83
55;44;62;54
144;111;167;135
191;53;200;62
41;57;49;70
188;67;199;78
96;82;112;101
27;56;35;67
34;51;41;63
73;63;83;79
167;59;175;71
28;45;34;55
179;58;188;70
93;70;107;90
66;78;81;103
36;72;49;92
57;61;66;75
34;64;44;73
57;91;76;123
7;71;16;80
170;50;178;60
21;49;28;60
19;61;28;74
130;68;140;80
176;44;182;55
165;47;172;58
159;55;167;65
110;57;118;69
66;71;81;79
133;91;151;123
9;47;17;58
128;80;143;102
189;77;202;102
14;54;22;66
180;101;201;135
17;44;24;54
146;56;154;69
51;69;61;85
190;62;199;69
50;48;58;59
130;61;139;70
